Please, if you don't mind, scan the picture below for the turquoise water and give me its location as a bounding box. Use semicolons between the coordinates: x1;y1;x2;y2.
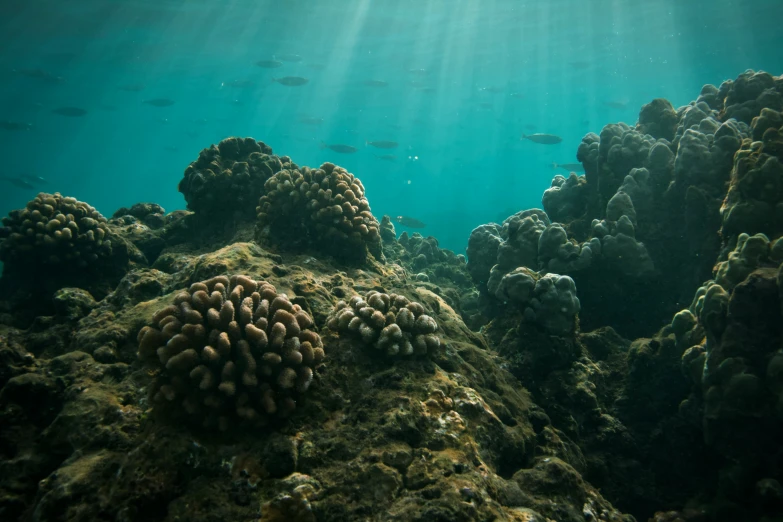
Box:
1;0;781;252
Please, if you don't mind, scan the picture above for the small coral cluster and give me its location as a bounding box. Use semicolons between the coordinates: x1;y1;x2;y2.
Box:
178;137;291;219
0;192;112;269
326;291;440;357
256;162;382;262
138;275;324;428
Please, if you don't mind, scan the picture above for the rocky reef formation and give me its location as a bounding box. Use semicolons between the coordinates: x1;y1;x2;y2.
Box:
469;69;782;339
1;70;782;522
0;242;631;522
256;163;383;263
376;218;483;330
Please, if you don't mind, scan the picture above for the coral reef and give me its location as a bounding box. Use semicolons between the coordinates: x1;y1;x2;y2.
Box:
326;291;440;357
488;268;580;335
468;73;781;338
178;137;290;220
0;193;138;320
0;192;113;269
138;275;324;428
1;69;782;522
720;109;783;246
256;162;382;263
0;241;631;522
542;172;590;224
110;203;168;263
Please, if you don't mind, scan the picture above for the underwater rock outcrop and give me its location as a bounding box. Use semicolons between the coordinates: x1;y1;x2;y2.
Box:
0;237;633;522
178;137;291;221
138;274;324;429
256;162;382;263
487;268;580;335
468;73;782;338
326;291;440;357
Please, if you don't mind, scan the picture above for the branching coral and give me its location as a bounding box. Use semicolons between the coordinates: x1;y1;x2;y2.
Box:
256;162;382;262
0;192;112;269
326;291;440;357
138;275;324;429
178;137;291;220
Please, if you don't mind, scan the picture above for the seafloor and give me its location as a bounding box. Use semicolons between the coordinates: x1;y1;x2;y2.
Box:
0;69;782;522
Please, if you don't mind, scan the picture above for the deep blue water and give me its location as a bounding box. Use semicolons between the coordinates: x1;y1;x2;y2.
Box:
1;0;781;253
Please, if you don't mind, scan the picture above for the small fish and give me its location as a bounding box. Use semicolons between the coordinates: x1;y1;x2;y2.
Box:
408;68;428;76
1;176;36;189
272;76;309;86
230;99;245;106
479;86;504;93
0;120;32;131
192;118;209;125
144;98;175;107
418;87;436;94
552;162;585;172
276;53;302;62
14;68;64;84
307;63;325;70
156;118;170;125
298;116;323;126
395;215;426;228
223;79;256;88
366;140;398;149
509;92;525;99
521;133;562;145
408;80;425;88
256;59;283;68
119;83;145;92
52;107;87;117
479;102;493;109
603;100;628;110
164;145;179;152
363;80;388;87
320;142;357;154
20;173;47;185
374;154;397;162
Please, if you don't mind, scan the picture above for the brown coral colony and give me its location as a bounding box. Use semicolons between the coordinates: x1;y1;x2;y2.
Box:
138;275;324;428
256;162;382;259
0;191;111;268
327;291;440;357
